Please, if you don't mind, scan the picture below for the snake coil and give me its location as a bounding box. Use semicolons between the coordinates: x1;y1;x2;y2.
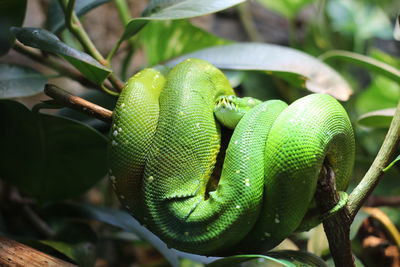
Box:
108;59;355;255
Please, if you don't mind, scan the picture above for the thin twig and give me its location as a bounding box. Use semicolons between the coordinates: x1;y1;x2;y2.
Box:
44;84;113;123
348;100;400;219
13;43;92;86
59;0;124;91
315;164;355;267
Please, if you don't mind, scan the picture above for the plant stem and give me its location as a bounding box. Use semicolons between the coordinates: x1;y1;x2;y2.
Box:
13;43;89;85
59;0;124;91
44;84;113;123
315;164;355;267
237;2;262;42
107;0;136;63
348;100;400;219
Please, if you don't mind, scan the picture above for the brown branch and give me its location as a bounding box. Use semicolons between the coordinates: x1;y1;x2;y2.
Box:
0;236;77;267
44;84;113;123
315;164;355;267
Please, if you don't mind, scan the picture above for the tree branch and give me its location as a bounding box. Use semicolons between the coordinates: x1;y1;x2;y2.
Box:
44;84;113;123
315;164;355;267
348;100;400;219
0;237;76;267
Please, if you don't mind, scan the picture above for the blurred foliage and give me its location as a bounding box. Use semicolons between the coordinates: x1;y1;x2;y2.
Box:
0;0;399;266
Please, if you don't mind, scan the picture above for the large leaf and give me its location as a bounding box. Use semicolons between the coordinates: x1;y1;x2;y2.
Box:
0;0;26;55
119;0;245;42
0;100;107;201
40;241;95;267
320;50;400;84
207;250;327;267
139;20;229;66
256;0;315;19
167;43;352;101
43;203;181;267
0;63;47;98
358;108;395;128
47;0;111;33
11;27;111;85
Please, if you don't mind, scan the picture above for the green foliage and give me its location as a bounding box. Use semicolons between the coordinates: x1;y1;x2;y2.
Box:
0;63;47;98
0;100;107;201
0;0;26;55
11;27;111;84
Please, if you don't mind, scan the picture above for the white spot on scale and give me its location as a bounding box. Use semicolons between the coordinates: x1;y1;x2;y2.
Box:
235;170;240;174
234;140;238;144
195;122;200;128
118;127;122;132
113;130;118;136
121;103;125;108
147;176;154;182
112;140;118;146
236;205;241;209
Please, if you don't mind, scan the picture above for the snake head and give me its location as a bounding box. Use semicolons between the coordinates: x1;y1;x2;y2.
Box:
214;95;262;129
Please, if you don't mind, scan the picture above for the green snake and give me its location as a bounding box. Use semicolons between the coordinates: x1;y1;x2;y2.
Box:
108;58;355;255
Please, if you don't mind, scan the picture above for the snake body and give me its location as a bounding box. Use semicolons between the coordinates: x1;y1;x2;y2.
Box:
109;59;355;255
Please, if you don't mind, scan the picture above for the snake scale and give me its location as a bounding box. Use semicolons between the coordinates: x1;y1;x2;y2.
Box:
108;58;355;255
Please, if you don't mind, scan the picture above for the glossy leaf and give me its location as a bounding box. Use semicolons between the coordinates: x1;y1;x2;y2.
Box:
139;20;229;65
119;0;245;42
257;0;314;19
43;203;181;267
167;43;352;101
0;0;26;55
11;27;111;85
47;0;111;33
207;250;327;267
0;63;47;98
320;50;400;84
40;241;95;267
357;108;395;128
0;100;107;201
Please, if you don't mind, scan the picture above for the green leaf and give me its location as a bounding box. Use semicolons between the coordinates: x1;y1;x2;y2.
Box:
167;43;352;101
256;0;315;19
0;63;47;99
207;250;327;267
119;0;245;42
0;100;107;201
320;50;400;84
327;0;392;40
10;27;111;85
43;203;181;267
357;108;395;128
355;75;400;115
139;20;229;66
47;0;111;33
0;0;27;55
40;241;95;267
384;155;400;172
